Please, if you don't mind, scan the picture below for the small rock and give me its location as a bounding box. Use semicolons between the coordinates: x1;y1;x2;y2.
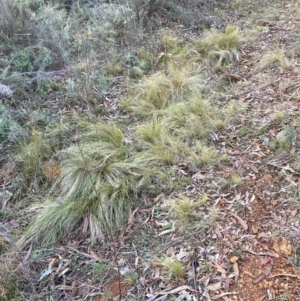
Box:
272;237;292;256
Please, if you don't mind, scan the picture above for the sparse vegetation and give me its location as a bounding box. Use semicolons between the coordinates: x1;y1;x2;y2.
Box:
1;0;299;300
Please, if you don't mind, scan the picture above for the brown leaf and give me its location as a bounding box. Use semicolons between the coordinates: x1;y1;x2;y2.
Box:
192;171;206;180
233;262;239;282
58;284;77;291
252;224;259;234
247;163;258;173
215;223;222;239
229;212;248;230
224;277;230;292
44;157;61;182
225;73;242;82
253;266;272;284
160;285;196;295
90;250;100;261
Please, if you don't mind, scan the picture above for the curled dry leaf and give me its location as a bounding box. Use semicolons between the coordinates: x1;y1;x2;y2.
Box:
261;256;272;266
253;266;272;284
211;292;238;300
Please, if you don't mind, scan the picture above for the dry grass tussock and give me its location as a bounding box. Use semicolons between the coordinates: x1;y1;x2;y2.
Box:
124;67;202;117
18;123;141;247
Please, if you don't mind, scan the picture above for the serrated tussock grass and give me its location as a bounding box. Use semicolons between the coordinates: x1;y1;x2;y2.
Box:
253;49;291;72
136;118;180;165
157;256;186;279
124;66;202;117
195;25;244;66
18;123;141;247
17;130;52;185
18;28;238;247
18;74;228;248
197;25;244;53
168;194;207;222
164;92;223;138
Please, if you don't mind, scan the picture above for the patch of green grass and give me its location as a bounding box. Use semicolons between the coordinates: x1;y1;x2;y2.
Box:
162;35;182;53
230;172;242;186
188;142;219;167
259;6;281;22
89;262;109;282
191;208;219;231
164;92;223;139
0;209;12;219
224;102;246;123
237;126;255;137
211;49;240;68
125;72;171;115
0;104;26;146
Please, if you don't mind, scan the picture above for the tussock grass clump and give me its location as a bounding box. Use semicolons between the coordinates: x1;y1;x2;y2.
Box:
17;130;52;185
188;142;218;167
164;92;223;138
136;118;179;165
272;110;285;122
16;116;75;187
19;123;140;247
126;72;171;115
156;256;186;279
224;102;246;123
135;116;219;168
253;49;291;72
0;270;22;301
125;67;201;117
196;25;243;66
168;194;207;222
162;35;182;53
197;25;243;52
